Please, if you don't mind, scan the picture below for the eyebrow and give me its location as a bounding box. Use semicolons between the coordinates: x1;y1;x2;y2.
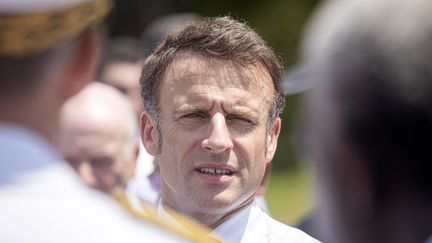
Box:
172;103;259;119
171;104;213;119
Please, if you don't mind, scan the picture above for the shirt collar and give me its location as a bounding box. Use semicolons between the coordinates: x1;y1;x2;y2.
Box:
0;123;61;182
213;202;253;243
157;198;250;242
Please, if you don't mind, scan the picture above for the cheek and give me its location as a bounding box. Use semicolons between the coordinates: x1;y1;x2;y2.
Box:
237;131;267;159
235;136;267;181
158;160;174;181
161;126;202;160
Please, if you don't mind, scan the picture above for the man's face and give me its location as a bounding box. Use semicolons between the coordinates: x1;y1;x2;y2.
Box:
101;61;143;119
141;53;280;218
60;119;136;194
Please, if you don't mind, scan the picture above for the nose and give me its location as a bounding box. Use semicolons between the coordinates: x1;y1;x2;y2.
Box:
201;114;233;153
76;162;98;189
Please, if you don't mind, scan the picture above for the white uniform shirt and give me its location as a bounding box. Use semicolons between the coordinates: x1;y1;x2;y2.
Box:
0;123;187;243
214;202;320;243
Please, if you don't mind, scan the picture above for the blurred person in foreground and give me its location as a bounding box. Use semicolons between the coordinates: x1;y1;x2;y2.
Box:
0;0;214;242
302;0;432;242
140;16;319;243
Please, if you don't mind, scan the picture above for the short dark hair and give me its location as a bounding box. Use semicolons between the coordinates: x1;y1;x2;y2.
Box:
140;16;285;128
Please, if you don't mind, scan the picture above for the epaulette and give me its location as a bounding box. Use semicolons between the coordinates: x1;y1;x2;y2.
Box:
112;189;221;243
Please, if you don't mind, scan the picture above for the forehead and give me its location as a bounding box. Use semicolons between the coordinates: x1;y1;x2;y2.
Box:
61;125;127;158
160;52;275;103
60;109;130;156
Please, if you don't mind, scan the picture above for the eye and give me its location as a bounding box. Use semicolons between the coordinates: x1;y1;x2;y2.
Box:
226;115;259;134
181;112;207;119
90;157;115;168
227;115;253;124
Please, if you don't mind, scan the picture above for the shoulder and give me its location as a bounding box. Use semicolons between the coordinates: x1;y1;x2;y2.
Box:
244;205;320;243
148;199;220;242
0;163;188;243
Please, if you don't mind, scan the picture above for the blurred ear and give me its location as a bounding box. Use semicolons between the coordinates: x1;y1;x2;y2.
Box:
265;117;281;162
60;29;101;101
140;112;159;156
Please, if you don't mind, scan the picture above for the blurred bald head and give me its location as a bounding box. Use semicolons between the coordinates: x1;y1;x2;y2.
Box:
58;82;138;194
303;0;432;242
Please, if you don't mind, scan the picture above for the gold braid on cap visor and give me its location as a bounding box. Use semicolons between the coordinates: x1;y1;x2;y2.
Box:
0;0;111;57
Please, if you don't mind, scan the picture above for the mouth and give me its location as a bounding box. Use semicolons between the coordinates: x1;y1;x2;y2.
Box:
197;167;233;176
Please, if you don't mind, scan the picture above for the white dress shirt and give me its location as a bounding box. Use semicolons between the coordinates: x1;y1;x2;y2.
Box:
0;123;187;243
214;202;320;243
158;199;319;243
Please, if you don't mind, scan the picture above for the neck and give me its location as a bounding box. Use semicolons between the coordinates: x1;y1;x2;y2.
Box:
0;94;59;144
163;194;255;229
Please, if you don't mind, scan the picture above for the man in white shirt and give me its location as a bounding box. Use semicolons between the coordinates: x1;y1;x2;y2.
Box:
0;0;209;242
301;0;432;242
140;16;319;243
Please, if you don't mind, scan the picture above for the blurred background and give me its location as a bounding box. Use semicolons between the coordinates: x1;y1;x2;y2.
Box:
105;0;320;225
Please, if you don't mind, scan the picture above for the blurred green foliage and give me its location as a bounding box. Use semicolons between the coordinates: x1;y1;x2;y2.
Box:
266;167;317;224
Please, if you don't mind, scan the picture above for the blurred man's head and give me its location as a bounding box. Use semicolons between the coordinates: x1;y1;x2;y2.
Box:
58;82;138;194
303;0;432;242
0;0;110;141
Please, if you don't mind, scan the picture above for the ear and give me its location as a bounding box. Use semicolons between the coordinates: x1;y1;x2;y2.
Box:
140;111;159;156
265;117;281;162
60;29;101;101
